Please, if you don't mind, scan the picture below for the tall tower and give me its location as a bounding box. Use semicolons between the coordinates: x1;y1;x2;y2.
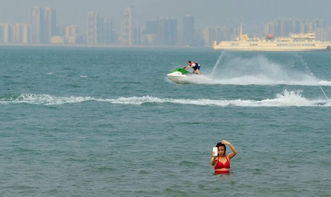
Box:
182;15;195;46
121;7;135;45
0;24;11;43
87;12;113;45
87;11;98;44
158;18;177;45
31;7;56;43
98;17;113;44
31;7;43;43
12;24;29;43
143;20;159;45
44;7;56;42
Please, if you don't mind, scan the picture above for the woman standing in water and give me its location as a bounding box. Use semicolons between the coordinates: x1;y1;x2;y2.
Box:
211;140;238;174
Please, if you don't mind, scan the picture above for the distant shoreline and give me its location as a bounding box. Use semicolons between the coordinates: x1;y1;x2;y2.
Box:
0;43;210;49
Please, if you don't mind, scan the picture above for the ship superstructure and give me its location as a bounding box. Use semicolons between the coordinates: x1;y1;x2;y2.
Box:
213;27;331;51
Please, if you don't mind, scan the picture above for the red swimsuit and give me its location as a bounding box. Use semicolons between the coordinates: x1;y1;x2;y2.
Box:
214;156;231;174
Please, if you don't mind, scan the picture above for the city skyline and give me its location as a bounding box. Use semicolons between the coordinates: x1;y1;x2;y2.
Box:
1;0;330;28
1;4;331;47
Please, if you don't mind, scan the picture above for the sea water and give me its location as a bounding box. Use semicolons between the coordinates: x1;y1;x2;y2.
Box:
0;47;331;197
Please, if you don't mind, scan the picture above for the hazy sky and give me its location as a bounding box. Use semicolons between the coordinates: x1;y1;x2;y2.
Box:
0;0;330;29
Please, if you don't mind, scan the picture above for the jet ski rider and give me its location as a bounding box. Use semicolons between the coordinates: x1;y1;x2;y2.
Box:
183;60;201;74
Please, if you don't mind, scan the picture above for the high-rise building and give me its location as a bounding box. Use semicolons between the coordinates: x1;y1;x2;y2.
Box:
98;17;113;44
316;26;331;40
12;24;30;44
87;11;98;44
142;20;159;45
31;7;43;43
31;7;56;43
158;18;177;46
202;26;235;47
182;15;195;46
264;18;325;37
44;8;56;41
145;20;158;35
87;12;113;45
120;7;136;45
0;24;11;43
141;18;177;46
65;25;78;44
12;24;20;43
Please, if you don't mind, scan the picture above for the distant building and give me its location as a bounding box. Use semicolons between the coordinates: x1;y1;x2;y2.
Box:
141;18;177;46
182;15;195;46
316;26;331;41
264;18;325;37
31;7;56;43
87;11;98;44
120;7;137;45
50;36;64;44
31;7;43;43
98;17;113;44
202;26;235;47
158;18;177;46
0;24;11;43
12;24;30;44
44;7;56;41
65;25;78;44
142;20;159;45
87;11;113;45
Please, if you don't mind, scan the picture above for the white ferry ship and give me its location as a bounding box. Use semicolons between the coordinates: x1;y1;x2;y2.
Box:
213;28;331;52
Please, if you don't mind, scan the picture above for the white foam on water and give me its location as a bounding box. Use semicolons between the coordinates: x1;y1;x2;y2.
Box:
0;94;97;105
1;91;330;107
187;55;331;86
318;80;331;86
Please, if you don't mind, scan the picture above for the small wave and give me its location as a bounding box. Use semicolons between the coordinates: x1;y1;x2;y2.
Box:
0;91;330;107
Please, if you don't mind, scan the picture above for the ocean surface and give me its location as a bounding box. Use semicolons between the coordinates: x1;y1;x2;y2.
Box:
0;47;330;197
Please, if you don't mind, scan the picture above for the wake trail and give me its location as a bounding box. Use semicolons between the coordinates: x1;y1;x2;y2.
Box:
1;91;330;107
194;55;331;86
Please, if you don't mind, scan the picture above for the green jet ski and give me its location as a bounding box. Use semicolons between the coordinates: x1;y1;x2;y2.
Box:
167;68;193;84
